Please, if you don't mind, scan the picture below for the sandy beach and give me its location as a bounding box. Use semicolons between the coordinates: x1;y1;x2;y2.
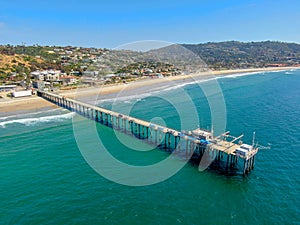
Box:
0;66;297;115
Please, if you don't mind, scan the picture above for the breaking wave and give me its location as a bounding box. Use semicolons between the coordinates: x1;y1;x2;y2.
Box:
0;112;75;128
0;108;64;121
217;72;261;79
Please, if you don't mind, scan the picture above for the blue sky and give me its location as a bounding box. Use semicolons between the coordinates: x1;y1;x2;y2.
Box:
0;0;299;48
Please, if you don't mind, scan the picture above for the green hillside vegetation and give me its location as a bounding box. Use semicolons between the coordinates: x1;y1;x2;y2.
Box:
0;41;300;84
182;41;300;69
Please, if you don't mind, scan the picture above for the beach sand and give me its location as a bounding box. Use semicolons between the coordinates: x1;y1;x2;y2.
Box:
0;67;297;115
58;67;298;98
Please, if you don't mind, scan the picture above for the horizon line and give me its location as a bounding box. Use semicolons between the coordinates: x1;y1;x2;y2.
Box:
0;39;299;49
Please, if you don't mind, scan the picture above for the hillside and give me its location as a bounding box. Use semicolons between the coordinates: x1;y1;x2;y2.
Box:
182;41;300;69
0;54;47;81
1;41;300;84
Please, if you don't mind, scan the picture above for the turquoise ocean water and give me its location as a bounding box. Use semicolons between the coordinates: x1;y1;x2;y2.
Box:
1;70;299;224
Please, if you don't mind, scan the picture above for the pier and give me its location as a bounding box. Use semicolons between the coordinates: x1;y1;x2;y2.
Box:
37;90;258;176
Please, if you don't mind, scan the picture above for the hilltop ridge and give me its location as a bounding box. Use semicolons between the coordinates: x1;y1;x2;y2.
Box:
182;41;300;69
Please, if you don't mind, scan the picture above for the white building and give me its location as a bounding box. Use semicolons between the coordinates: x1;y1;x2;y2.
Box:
0;85;17;92
44;70;60;81
31;71;45;81
12;90;32;98
31;70;61;81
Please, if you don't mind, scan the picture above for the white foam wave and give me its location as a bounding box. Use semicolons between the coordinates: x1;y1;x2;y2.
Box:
95;71;274;105
161;78;217;92
96;92;153;104
0;108;63;121
96;77;217;105
217;72;260;79
288;68;300;74
0;112;75;128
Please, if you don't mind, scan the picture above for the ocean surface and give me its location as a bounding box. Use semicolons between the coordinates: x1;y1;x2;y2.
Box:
1;70;299;224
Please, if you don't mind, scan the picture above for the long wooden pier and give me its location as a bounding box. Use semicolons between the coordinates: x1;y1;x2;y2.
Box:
37;90;258;176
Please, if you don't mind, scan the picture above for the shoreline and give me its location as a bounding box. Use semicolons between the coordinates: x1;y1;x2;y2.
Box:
0;66;297;116
60;66;298;96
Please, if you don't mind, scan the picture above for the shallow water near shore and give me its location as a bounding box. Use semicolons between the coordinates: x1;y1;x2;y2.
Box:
1;70;300;224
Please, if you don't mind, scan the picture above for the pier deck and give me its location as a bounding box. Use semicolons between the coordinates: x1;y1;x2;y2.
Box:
37;90;258;175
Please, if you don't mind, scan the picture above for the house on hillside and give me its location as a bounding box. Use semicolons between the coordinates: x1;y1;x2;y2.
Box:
31;71;45;81
60;75;78;85
44;70;60;81
83;71;99;77
31;70;61;82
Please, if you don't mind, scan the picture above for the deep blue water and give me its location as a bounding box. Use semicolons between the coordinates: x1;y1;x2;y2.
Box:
1;70;299;224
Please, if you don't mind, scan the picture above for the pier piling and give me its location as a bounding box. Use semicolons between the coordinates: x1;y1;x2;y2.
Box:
37;90;259;176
